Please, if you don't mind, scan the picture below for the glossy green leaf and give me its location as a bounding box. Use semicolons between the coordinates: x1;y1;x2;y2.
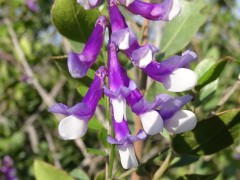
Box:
51;0;99;43
172;109;240;156
70;168;90;180
160;0;207;58
199;79;218;102
86;148;107;156
176;172;219;180
34;160;73;180
194;58;216;81
196;57;229;89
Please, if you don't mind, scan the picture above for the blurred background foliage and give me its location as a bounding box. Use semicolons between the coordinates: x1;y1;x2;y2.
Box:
0;0;239;179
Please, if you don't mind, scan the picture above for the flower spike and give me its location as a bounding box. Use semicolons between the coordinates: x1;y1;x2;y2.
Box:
68;15;107;78
119;0;181;21
106;42;147;169
49;66;107;140
106;42;164;135
77;0;101;10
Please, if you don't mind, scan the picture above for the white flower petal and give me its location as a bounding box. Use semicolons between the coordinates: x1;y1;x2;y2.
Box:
164;110;197;134
125;0;134;6
77;0;90;10
138;49;152;68
118;32;130;50
163;68;198;92
112;98;127;123
167;0;181;21
140;110;163;135
129;80;137;90
58;115;88;140
119;144;138;169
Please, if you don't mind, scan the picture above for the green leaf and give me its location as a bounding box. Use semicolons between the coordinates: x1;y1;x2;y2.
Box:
160;0;207;58
176;172;219;180
94;170;105;180
88;117;105;131
86;148;107;156
99;128;109;148
196;57;229;89
70;168;90;180
199;79;218;102
172;109;240;156
34;160;73;180
67;38;85;52
170;155;199;168
51;0;99;43
194;58;216;81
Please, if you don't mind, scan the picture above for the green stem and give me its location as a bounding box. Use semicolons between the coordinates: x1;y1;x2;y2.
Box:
152;150;172;180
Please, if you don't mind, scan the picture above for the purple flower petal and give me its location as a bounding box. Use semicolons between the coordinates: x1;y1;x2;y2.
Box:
26;0;39;12
119;0;181;21
143;50;197;77
67;16;107;78
131;44;159;68
48;103;70;116
158;95;192;120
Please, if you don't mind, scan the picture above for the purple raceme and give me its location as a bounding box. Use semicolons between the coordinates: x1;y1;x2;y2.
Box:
105;42;147;169
68;15;107;78
76;0;101;10
0;156;18;180
118;0;181;21
49;66;107;140
108;2;197;92
51;0;199;170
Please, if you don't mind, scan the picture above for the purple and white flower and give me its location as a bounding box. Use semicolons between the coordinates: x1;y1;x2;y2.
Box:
156;94;197;134
109;1;137;50
49;66;107;140
77;0;101;10
118;0;181;21
143;50;198;92
68;15;107;78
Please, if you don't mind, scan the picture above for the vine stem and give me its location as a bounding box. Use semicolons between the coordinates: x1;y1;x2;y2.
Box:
106;95;115;179
152;150;172;180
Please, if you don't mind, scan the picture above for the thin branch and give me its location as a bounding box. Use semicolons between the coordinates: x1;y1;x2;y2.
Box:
43;126;62;169
152;151;172;180
4;18;89;159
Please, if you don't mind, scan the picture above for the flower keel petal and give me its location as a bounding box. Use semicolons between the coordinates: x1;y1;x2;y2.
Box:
58;115;88;140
